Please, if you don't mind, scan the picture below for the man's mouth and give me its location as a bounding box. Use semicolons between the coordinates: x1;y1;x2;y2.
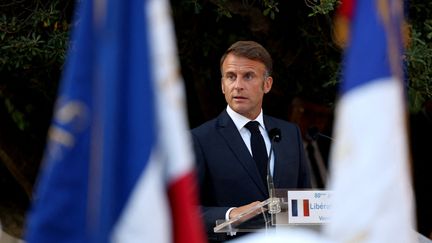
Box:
233;96;247;100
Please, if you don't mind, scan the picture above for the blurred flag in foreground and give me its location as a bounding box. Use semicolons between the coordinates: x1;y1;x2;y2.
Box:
325;0;416;242
25;0;206;242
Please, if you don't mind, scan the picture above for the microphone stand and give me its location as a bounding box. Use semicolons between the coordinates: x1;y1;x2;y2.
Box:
267;129;281;214
307;126;334;141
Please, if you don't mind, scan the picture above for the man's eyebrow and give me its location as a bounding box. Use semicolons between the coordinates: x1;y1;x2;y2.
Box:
243;71;256;75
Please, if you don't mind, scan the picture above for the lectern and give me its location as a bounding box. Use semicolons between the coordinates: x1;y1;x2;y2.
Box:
213;189;328;234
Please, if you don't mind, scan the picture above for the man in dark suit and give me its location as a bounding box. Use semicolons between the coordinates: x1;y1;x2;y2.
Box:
191;41;311;241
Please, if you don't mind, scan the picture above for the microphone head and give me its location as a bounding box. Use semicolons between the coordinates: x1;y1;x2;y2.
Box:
269;128;281;142
307;126;319;141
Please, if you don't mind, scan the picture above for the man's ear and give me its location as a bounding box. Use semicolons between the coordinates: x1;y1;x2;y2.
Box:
264;76;273;94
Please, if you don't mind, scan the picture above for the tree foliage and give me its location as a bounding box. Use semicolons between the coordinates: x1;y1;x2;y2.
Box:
0;0;73;132
406;0;432;112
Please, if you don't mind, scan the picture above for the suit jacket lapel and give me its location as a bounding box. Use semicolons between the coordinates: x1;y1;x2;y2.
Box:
217;111;268;196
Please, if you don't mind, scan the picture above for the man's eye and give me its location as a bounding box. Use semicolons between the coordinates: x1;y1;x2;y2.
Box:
244;73;253;80
226;74;236;81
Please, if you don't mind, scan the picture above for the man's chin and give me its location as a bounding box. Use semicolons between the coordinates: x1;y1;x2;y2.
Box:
230;105;247;113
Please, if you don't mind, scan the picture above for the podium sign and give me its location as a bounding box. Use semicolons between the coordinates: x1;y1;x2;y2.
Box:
287;190;332;224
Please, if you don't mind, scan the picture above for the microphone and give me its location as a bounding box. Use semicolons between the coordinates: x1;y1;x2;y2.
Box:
267;128;281;214
269;128;281;142
307;126;333;141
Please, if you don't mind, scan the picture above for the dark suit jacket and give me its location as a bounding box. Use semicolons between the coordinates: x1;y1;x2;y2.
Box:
191;110;311;237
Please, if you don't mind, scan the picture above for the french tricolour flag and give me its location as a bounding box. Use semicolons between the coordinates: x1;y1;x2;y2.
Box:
25;0;206;242
324;0;416;242
291;199;310;217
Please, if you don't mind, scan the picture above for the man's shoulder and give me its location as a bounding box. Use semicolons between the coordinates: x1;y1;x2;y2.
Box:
192;110;230;134
264;115;298;129
191;117;218;134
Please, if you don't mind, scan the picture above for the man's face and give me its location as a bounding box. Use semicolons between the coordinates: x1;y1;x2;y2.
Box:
221;54;273;120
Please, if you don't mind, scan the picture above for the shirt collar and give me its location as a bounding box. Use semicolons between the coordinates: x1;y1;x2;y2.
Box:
226;105;265;131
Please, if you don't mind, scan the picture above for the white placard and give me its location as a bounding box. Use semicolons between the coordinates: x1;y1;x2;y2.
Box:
287;190;332;224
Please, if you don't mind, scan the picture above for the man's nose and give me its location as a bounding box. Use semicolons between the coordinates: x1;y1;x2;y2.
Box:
233;78;244;90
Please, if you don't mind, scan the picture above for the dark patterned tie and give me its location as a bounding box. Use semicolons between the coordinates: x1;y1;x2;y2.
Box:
245;121;268;187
